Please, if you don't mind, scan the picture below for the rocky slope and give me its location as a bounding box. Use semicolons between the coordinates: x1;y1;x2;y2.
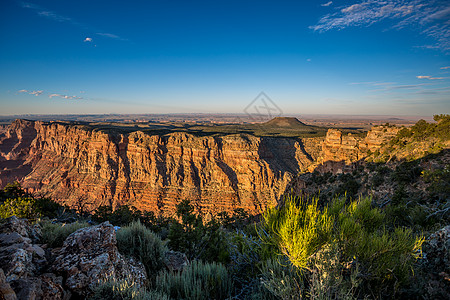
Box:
0;119;398;215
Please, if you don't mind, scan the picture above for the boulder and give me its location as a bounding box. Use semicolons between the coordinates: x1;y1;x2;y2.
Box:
0;268;17;300
0;217;41;243
0;218;46;282
420;225;450;298
164;250;189;272
52;222;147;297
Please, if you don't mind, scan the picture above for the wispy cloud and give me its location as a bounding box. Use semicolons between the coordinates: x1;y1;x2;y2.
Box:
95;32;127;41
18;89;44;96
417;75;445;79
49;94;83;100
84;37;92;42
310;0;450;52
441;66;450;69
19;2;125;42
18;89;84;100
321;1;333;7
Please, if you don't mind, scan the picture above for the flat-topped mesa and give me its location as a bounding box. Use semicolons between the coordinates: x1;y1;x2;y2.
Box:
0;119;315;216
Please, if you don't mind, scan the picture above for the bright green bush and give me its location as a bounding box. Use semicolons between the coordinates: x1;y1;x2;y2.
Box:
0;197;37;219
41;221;89;247
262;194;333;270
156;260;232;300
89;276;170;300
116;220;168;277
0;183;66;219
262;194;424;298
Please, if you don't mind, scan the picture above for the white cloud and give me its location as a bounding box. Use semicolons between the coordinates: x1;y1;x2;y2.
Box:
18;89;44;96
417;75;444;79
306;58;312;62
310;0;450;52
49;94;83;100
440;66;450;69
84;37;92;42
321;1;333;7
18;89;84;100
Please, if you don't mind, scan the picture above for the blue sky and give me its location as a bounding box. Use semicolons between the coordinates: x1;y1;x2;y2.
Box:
0;0;449;116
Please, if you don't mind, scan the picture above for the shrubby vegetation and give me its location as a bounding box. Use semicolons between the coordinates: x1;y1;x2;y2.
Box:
41;220;89;247
0;182;67;219
262;194;423;298
156;260;232;300
90;276;170;300
116;220;168;279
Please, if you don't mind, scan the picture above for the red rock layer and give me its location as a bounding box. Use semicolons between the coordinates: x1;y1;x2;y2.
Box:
0;120;315;216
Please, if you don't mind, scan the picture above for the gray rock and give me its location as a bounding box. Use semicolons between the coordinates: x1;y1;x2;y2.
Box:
52;222;147;297
0;268;17;300
164;250;189;272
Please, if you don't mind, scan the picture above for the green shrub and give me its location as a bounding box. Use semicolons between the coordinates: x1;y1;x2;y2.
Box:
334;174;361;198
167;200;229;263
262;194;333;270
262;194;424;298
89;276;170;300
93;205;142;226
116;220;167;278
259;257;305;300
156;260;232;300
0;183;66;219
0;197;37;219
393;161;422;184
41;221;89;247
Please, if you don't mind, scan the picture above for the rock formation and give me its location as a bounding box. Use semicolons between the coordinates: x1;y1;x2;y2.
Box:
314;125;399;173
0;216;148;299
0;120;317;215
52;222;147;297
0;120;399;215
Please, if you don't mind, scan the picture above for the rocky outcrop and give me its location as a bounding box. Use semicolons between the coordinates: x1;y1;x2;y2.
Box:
52;222;147;297
0;217;70;300
419;225;450;298
315;126;400;173
0;120;316;215
0;268;17;300
0;217;147;299
0;217;45;282
364;125;399;151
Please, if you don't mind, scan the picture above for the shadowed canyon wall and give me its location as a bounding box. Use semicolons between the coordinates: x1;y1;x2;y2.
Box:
0;120;395;215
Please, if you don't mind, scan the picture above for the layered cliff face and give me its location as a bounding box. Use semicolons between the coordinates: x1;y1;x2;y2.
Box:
0;120;317;215
0;120;400;215
313;125;399;173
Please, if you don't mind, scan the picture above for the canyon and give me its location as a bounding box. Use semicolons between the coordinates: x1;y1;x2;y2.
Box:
0;119;395;216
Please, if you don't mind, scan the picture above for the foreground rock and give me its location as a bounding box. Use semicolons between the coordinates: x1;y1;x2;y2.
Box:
164;250;189;272
0;217;147;299
0;217;68;300
52;221;147;297
0;217;45;282
419;225;450;298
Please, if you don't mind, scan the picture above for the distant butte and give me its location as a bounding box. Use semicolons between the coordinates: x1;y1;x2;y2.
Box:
263;117;308;127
